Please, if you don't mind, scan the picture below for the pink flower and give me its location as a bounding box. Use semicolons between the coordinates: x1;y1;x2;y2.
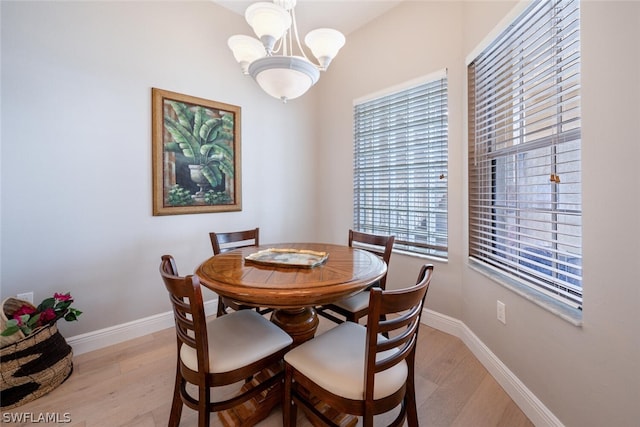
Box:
54;293;72;302
38;308;57;324
13;305;36;320
1;292;82;337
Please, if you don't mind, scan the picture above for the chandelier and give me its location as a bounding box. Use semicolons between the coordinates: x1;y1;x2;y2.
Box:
227;0;345;103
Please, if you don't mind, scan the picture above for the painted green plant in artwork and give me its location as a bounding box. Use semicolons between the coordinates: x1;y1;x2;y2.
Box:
163;101;235;190
167;184;193;206
168;184;231;206
204;190;232;204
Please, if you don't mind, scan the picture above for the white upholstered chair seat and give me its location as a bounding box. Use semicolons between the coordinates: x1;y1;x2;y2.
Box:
317;229;394;325
284;322;407;401
180;309;292;373
330;290;370;312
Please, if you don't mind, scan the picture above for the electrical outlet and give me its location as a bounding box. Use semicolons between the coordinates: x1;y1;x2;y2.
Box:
17;292;34;304
497;300;506;324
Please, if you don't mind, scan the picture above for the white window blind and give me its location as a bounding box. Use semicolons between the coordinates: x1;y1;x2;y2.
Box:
354;75;448;258
468;0;582;307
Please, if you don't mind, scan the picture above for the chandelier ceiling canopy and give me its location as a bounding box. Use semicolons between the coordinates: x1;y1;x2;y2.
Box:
227;0;345;103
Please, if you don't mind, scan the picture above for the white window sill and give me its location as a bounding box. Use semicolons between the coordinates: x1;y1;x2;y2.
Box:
393;248;448;263
468;259;583;327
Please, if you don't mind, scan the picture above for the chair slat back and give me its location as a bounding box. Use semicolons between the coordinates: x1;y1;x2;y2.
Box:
364;264;434;400
210;228;260;255
159;255;210;373
349;229;395;289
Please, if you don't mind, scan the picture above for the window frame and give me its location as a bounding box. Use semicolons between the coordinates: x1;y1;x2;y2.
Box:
353;70;449;258
467;0;582;311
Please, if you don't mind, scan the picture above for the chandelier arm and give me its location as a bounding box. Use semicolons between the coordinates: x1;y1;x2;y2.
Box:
272;36;283;55
284;12;291;56
290;8;314;65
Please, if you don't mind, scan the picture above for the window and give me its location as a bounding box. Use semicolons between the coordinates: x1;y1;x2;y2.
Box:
468;0;582;308
353;72;448;258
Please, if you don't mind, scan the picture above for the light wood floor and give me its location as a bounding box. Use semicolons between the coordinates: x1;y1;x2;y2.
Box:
3;316;534;427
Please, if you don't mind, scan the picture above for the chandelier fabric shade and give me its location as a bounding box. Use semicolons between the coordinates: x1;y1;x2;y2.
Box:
228;0;345;102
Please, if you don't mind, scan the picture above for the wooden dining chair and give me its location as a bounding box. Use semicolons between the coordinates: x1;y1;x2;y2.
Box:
159;255;293;427
209;227;272;317
317;229;395;324
283;264;434;427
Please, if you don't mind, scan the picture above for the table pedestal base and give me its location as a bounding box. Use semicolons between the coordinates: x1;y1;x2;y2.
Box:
217;363;282;427
270;307;319;346
271;308;357;426
299;387;358;427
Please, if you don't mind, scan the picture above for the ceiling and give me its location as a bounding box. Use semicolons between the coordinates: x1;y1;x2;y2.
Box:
213;0;404;36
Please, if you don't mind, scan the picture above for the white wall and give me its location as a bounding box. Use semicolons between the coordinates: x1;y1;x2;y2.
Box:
462;2;640;426
1;0;320;335
316;0;467;320
317;1;640;426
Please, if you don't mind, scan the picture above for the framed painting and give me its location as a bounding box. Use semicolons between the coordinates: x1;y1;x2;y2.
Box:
152;88;241;215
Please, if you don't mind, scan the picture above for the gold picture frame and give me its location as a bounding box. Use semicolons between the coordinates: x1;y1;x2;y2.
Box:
152;88;241;215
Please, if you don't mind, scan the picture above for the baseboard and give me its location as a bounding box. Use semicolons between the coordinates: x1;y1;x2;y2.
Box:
68;301;560;426
421;308;564;427
66;299;218;356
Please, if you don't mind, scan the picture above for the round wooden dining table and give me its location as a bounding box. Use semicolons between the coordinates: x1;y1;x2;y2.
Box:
195;242;386;345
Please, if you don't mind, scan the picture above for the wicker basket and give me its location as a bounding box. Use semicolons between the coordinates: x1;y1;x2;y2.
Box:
0;297;30;348
0;299;73;410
